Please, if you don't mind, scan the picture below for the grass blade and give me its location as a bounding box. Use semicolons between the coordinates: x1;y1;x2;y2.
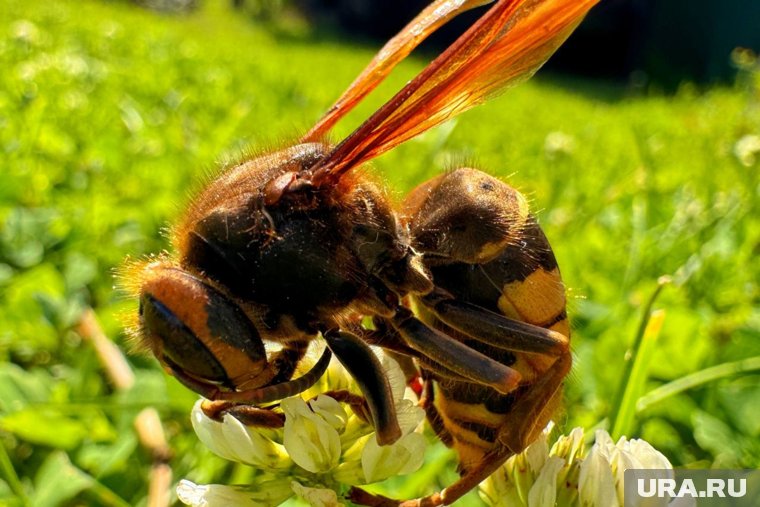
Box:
0;440;29;507
636;356;760;413
609;276;671;438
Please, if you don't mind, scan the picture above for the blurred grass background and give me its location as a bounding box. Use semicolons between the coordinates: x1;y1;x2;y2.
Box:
1;0;759;505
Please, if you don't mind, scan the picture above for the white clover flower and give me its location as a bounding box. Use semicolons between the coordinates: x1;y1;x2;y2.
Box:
358;353;425;484
480;426;674;507
10;19;42;45
282;396;343;473
734;134;760;166
544;131;577;159
190;400;292;470
178;348;425;507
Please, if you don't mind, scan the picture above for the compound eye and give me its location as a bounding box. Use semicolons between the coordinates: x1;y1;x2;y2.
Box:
138;265;271;392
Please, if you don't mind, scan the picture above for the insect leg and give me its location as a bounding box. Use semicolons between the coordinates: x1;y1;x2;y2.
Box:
317;389;372;423
419;289;569;357
350;443;511;507
200;400;286;428
435;447;513;506
497;350;571;453
347;487;413;507
399;359;573;506
361;322;425;358
362;322;478;384
399;353;569;506
389;307;522;394
201;390;382;432
214;347;332;403
323;329;402;445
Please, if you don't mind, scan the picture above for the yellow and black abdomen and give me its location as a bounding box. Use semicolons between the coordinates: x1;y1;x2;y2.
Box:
406;168;569;471
423;217;568;469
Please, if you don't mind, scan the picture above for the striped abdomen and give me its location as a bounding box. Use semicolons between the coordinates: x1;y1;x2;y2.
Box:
420;217;569;471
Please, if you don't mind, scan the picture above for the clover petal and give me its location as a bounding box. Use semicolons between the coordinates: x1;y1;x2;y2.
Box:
579;440;619;507
309;394;348;432
480;426;675;507
527;456;565;507
624;438;673;471
614;437;673;507
361;431;426;483
550;426;585;462
524;427;550;475
377;348;408;404
282;397;341;473
394;398;425;434
177;479;292;507
190;401;240;463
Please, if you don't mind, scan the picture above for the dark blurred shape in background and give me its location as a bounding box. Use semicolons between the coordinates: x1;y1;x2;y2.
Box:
141;0;760;88
292;0;760;88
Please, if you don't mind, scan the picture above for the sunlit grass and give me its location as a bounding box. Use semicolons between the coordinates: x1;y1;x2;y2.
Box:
1;0;759;505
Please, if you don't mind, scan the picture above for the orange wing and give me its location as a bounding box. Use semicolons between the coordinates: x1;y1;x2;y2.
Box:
309;0;599;185
302;0;494;143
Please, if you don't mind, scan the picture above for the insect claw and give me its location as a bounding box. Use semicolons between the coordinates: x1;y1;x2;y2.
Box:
199;400;235;421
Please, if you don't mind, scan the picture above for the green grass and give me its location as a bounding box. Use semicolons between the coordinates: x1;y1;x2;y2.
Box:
1;0;759;505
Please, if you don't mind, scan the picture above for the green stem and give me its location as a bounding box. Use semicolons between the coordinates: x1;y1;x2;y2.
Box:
0;437;30;507
636;356;760;413
609;276;671;438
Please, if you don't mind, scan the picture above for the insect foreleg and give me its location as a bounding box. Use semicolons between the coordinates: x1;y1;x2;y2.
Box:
323;329;402;445
214;348;332;403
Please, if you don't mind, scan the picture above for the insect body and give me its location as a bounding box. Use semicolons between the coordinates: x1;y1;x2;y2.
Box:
404;169;571;494
126;0;598;504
